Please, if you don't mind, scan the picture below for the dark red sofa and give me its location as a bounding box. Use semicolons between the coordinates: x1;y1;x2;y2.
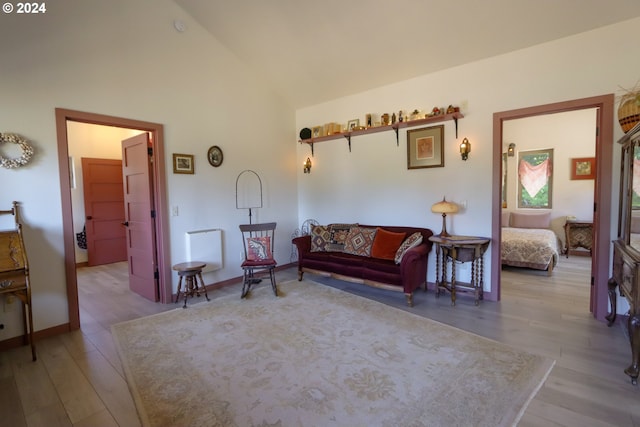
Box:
291;225;434;306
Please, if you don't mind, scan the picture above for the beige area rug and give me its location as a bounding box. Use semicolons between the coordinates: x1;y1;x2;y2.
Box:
112;280;554;427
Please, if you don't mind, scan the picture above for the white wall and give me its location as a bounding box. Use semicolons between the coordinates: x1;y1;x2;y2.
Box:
0;0;298;339
296;17;640;290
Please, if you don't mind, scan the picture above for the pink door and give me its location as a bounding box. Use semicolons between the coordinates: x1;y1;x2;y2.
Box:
122;133;159;301
81;158;127;266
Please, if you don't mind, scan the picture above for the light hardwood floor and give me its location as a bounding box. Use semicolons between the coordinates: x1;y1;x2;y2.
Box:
1;256;639;426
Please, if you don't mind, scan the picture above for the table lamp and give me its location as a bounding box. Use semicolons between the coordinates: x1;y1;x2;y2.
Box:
431;197;459;237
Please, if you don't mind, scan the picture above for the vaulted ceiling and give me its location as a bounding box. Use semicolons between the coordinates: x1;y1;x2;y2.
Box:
174;0;640;108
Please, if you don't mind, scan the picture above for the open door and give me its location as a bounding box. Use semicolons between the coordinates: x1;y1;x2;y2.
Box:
492;95;614;321
122;133;159;301
81;158;127;266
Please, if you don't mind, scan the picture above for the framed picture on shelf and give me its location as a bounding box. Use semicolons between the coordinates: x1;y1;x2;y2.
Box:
407;125;444;169
570;157;596;180
173;153;194;174
311;126;322;138
347;119;360;131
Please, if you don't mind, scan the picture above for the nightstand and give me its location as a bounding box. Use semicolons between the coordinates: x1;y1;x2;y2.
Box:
429;235;490;306
564;219;593;257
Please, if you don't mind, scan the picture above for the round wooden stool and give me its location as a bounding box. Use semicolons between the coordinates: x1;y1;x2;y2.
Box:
173;262;209;308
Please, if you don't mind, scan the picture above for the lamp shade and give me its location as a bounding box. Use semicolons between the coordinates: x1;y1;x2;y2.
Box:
431;197;458;237
431;198;459;214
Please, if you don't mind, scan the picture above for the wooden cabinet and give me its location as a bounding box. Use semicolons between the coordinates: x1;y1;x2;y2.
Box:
564;219;593;257
608;122;640;384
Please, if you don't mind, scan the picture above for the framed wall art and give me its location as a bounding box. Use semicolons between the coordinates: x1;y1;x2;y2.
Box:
407;125;444;169
518;148;553;209
173;153;194;174
570;157;596;180
311;126;322;138
207;145;223;167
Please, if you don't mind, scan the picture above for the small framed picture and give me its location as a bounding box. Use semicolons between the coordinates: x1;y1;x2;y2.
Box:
347;119;360;131
311;126;322;138
173;153;194;174
407;125;444;169
207;145;223;167
570;157;595;180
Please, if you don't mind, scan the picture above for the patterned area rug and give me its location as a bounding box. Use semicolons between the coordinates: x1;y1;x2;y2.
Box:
112;280;554;427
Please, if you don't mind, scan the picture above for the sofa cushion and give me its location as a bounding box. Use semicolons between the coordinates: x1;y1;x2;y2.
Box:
362;260;402;286
328;223;357;251
302;251;365;278
310;225;332;252
371;228;406;261
394;232;423;264
329;251;366;266
302;251;364;266
363;256;399;274
343;226;377;256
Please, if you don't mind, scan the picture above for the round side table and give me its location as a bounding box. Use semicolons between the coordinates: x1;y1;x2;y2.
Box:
173;262;209;308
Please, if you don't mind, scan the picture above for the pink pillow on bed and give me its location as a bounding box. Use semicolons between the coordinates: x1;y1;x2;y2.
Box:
510;212;550;229
502;211;511;227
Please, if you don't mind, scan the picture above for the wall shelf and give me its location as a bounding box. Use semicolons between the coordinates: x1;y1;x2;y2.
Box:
299;112;464;155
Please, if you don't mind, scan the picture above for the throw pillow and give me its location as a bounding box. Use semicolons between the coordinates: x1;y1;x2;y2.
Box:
310;225;332;252
343;226;377;257
394;232;423;264
371;228;406;261
328;223;357;252
246;236;272;261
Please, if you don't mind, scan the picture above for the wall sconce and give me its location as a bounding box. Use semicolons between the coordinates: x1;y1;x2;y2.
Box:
459;137;471;161
303;157;312;174
507;143;515;157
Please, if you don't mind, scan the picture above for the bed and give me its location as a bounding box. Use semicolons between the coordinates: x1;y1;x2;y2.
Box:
501;211;560;275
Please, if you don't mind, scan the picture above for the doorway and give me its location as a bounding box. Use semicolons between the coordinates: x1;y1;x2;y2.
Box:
491;95;615;322
55;108;172;330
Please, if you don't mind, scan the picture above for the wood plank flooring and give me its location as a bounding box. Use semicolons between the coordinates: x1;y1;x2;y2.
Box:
1;256;639;426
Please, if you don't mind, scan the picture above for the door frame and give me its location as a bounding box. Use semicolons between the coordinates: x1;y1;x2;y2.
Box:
491;94;614;322
55;108;172;330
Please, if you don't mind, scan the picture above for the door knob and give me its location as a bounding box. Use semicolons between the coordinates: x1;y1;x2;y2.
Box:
122;221;129;226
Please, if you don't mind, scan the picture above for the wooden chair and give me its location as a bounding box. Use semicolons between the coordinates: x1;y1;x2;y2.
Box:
0;201;36;361
239;222;277;298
